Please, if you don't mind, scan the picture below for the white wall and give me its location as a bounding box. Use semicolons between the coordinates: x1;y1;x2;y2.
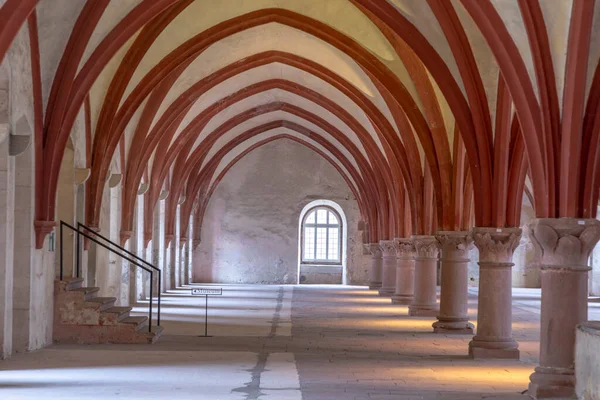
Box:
194;139;369;285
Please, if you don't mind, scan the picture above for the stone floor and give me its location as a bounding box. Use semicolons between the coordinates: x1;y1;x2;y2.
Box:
2;284;600;399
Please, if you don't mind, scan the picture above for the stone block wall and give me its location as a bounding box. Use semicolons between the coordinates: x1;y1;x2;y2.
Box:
194;139;369;285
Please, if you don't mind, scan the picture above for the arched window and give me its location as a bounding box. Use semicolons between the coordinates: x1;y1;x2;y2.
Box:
301;206;342;263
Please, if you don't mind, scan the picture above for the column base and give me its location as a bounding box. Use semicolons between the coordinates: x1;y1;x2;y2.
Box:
368;282;382;290
527;366;575;399
408;303;439;317
432;319;474;334
469;336;520;360
378;287;395;297
391;294;413;305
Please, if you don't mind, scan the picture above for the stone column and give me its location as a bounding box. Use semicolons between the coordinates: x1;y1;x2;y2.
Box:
527;218;600;398
378;240;397;297
165;236;175;290
153;201;166;293
469;227;521;359
408;235;439;316
433;231;474;334
366;243;382;290
391;238;414;305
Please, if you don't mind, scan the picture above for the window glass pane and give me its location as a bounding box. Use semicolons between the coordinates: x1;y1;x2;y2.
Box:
305;211;315;224
316;227;327;259
316;208;327;224
328;227;339;260
304;227;315;260
328;211;338;225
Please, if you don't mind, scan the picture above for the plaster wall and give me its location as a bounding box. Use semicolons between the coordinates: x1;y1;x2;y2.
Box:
0;134;14;358
2;23;53;357
193;139;369;285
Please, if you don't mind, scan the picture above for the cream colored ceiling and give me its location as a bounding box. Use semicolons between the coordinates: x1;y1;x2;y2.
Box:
206;127;360;192
27;0;600;195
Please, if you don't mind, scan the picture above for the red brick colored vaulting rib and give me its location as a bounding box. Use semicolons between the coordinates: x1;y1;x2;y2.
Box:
559;0;596;217
191;132;372;244
92;0;194;181
120;78;400;243
27;11;48;249
0;0;39;64
152;125;372;247
518;0;560;217
108;53;413;240
351;0;489;227
119;79;397;237
32;0;180;248
89;1;195;230
366;25;452;232
160;104;383;247
369;77;423;234
87;9;440;235
426;0;493;226
163;106;381;238
138;68;404;241
458;0;548;217
582;61;600;217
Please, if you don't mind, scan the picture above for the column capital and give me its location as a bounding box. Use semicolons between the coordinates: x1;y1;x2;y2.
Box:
435;231;474;252
367;243;382;257
472;227;521;264
378;240;396;257
410;235;439;259
528;218;600;269
394;238;415;259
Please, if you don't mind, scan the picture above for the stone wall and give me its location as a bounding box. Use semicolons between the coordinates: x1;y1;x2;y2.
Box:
193;139;369;285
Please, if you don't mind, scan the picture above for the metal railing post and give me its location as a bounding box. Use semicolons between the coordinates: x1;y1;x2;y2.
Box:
76;226;81;278
59;222;64;280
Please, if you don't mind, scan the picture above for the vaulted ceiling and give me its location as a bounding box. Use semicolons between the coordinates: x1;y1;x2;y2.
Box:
1;0;599;247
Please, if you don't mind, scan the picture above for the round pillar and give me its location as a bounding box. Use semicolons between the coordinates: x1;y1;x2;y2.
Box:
378;240;397;297
469;227;521;359
391;238;414;305
527;218;600;399
433;231;474;334
408;235;439;316
366;243;382;290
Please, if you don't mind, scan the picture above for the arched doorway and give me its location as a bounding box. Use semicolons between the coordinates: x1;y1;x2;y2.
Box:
297;200;347;285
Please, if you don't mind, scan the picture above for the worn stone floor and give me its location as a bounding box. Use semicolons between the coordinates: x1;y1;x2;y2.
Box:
2;284;600;399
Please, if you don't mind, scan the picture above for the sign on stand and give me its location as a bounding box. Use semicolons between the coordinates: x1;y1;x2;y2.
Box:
192;288;222;296
191;287;223;337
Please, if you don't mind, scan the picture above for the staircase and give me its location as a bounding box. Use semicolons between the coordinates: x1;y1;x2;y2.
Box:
53;277;163;344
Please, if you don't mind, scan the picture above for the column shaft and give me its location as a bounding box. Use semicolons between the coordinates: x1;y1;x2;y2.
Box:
391;238;414;305
378;240;397;297
408;235;439;317
469;227;521;359
433;231;474;334
366;243;382;290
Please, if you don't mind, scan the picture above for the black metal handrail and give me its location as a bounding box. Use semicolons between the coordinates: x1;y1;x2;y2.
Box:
76;222;162;326
77;222;161;326
59;221;160;332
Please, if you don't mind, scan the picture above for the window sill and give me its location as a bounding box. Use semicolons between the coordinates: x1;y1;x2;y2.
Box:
300;264;342;268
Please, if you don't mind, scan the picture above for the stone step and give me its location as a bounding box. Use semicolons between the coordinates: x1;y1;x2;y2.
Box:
85;296;116;311
100;306;132;324
121;316;149;331
71;286;100;300
65;278;84;290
